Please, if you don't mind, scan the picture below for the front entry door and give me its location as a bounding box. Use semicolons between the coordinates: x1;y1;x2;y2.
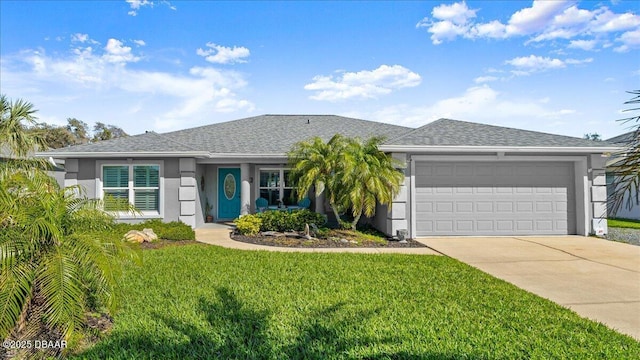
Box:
218;168;241;220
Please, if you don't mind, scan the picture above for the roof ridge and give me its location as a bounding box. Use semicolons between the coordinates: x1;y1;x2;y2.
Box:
385;118;447;143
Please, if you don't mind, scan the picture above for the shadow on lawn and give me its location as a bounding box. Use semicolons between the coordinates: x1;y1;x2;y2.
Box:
76;287;468;359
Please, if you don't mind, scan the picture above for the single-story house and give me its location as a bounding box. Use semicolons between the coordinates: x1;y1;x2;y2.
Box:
38;115;620;237
606;131;639;220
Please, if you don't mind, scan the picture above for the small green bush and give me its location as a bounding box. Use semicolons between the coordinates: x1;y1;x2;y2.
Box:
255;209;326;232
111;219;195;240
235;215;262;235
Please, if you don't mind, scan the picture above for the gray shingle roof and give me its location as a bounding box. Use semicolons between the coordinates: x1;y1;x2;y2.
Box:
48;131;200;153
162;114;411;154
606;131;636;145
385;118;615;147
43;116;617;157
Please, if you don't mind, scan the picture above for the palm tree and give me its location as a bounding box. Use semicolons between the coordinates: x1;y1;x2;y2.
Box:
287;134;349;225
609;90;640;214
340;137;405;230
0;94;42;157
0;95;140;344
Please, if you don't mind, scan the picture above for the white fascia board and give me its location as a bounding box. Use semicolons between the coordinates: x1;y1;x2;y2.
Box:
379;145;622;154
35;151;210;158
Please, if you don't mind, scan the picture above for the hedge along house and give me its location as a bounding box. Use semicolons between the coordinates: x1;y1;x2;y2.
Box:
39;115;620;238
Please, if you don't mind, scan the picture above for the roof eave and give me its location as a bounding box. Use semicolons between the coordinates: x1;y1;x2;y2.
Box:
378;145;623;154
35;151;210;158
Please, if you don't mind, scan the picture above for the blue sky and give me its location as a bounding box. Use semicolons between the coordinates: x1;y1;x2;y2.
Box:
1;1;639;139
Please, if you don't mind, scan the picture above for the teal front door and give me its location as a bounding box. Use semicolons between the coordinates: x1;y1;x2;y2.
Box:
218;168;241;220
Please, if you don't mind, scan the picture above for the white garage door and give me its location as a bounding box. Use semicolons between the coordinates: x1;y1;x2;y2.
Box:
415;161;575;236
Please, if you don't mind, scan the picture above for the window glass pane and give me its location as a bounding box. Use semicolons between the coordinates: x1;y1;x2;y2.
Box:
134;165;159;187
103;166;128;188
104;190;129;211
284;170;295;187
259;188;280;206
134;189;159;211
260;171;279;188
282;188;295;206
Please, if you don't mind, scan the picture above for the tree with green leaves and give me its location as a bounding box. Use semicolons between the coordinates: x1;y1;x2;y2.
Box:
0;95;140;349
288;135;405;230
288;134;348;225
93;122;128;142
608;90;640;214
340;137;405;230
0;94;45;160
66;118;90;145
583;133;602;141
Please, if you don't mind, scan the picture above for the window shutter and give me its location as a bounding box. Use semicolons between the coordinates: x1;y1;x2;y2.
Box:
103;166;128;188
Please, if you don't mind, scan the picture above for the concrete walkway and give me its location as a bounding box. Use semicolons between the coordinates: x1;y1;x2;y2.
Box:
419;236;640;340
195;228;441;254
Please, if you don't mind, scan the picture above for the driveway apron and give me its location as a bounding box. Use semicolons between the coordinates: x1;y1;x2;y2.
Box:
418;236;640;340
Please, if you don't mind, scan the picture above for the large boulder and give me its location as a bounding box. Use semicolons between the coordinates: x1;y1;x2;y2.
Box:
124;229;157;243
142;228;158;241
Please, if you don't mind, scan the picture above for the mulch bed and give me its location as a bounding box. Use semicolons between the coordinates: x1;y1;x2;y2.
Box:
230;233;426;248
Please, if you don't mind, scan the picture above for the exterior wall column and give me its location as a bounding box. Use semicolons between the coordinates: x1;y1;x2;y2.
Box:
589;154;608;235
178;158;196;228
386;153;409;238
240;163;251;216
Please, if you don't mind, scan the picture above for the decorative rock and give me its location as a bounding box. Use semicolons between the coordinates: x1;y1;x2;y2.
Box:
340;239;349;243
124;230;149;243
142;228;158;241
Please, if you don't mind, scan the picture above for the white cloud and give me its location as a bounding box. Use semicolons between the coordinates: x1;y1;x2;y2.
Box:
71;33;89;43
126;0;175;16
505;55;593;75
103;39;140;64
506;0;571;36
344;84;575;128
1;36;254;132
132;39;146;46
506;55;565;71
614;28;640;52
568;39;597;51
417;0;640;52
196;42;250;64
473;76;498;84
344;85;579;133
304;65;422;101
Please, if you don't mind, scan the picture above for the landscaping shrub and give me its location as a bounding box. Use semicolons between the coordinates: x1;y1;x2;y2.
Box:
291;209;327;230
254;209;326;232
235;215;262;235
256;210;292;232
112;219;195;240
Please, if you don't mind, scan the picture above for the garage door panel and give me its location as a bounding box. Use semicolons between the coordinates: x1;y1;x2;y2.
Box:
415;161;575;236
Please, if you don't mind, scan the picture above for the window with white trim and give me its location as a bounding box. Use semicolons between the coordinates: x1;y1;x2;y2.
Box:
258;169;295;206
102;164;160;213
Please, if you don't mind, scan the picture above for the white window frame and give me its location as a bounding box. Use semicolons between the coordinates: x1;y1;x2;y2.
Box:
96;160;164;218
256;167;294;206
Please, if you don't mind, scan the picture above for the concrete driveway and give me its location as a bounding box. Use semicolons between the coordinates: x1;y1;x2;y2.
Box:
417;236;640;340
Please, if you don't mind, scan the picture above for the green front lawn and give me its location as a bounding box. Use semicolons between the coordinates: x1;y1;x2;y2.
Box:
609;218;640;229
74;245;639;359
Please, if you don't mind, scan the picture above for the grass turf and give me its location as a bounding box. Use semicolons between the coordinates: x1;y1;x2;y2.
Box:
73;244;639;359
609;218;640;229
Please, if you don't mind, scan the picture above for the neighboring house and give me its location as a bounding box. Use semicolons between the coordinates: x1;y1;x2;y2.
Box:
1;145;65;188
606;131;639;220
38;115;619;237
